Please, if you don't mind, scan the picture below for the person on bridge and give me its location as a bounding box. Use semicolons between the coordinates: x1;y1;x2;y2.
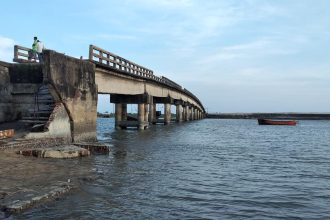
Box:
36;40;45;63
30;36;38;61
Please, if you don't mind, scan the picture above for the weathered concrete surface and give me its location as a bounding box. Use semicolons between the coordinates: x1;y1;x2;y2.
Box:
0;151;95;216
73;142;111;154
16;145;90;158
43;50;98;142
0;136;69;151
0;61;42;123
2;181;73;214
24;103;71;141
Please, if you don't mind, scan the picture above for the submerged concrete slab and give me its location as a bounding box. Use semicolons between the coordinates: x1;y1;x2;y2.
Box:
16;145;90;158
0;151;95;216
2;181;73;214
73;142;111;154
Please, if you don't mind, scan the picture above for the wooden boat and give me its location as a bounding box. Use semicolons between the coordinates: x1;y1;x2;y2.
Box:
258;119;297;126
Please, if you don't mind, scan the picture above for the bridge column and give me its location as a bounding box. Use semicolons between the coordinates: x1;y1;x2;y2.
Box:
189;107;193;120
138;103;146;130
182;105;186;121
144;104;149;124
176;104;183;122
191;108;195;120
148;98;154;124
121;103;127;129
164;103;171;125
185;105;190;121
115;103;123;130
152;103;157;124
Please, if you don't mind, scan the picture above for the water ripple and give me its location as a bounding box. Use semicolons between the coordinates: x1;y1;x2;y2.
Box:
17;119;330;219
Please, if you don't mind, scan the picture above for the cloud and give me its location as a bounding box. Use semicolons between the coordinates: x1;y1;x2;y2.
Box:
0;36;15;62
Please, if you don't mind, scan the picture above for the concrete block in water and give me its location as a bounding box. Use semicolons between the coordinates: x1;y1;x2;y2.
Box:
16;145;90;158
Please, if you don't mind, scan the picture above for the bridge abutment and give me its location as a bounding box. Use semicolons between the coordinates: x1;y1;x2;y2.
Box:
43;50;98;142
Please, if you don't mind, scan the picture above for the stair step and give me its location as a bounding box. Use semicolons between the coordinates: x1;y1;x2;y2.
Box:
31;107;54;111
20;120;48;124
36;94;53;98
22;116;49;120
38;88;49;91
31;124;47;132
36;100;55;104
35;99;54;103
28;110;53;114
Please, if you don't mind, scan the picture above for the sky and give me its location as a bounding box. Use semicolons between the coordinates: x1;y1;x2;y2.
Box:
1;0;330;113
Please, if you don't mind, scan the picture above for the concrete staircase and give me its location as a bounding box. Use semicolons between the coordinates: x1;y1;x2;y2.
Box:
21;85;55;132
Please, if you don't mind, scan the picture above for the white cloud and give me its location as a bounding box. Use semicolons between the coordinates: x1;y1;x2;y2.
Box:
0;36;15;62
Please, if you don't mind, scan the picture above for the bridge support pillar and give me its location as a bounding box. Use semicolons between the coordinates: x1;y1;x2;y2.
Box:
152;103;157;124
121;103;127;129
189;107;193;120
182;106;186;121
148;98;154;124
164;103;171;125
185;106;190;121
115;103;123;130
138;103;147;130
176;104;183;122
144;104;149;125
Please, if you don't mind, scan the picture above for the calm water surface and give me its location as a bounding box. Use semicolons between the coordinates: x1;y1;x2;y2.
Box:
17;119;330;219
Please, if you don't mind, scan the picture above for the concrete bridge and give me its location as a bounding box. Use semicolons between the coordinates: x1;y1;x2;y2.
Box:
0;45;205;143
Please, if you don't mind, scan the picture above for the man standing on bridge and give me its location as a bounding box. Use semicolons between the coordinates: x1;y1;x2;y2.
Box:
36;40;45;63
30;36;38;61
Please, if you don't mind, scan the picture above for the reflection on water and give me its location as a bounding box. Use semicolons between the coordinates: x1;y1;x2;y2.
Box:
16;119;330;219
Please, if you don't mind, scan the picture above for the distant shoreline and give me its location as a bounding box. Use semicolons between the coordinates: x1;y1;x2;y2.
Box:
206;113;330;120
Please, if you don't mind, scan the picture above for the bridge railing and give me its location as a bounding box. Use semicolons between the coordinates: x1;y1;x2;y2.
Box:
89;45;154;78
13;45;37;63
89;45;205;112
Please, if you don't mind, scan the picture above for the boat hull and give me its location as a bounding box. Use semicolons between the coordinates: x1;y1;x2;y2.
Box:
258;119;297;126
